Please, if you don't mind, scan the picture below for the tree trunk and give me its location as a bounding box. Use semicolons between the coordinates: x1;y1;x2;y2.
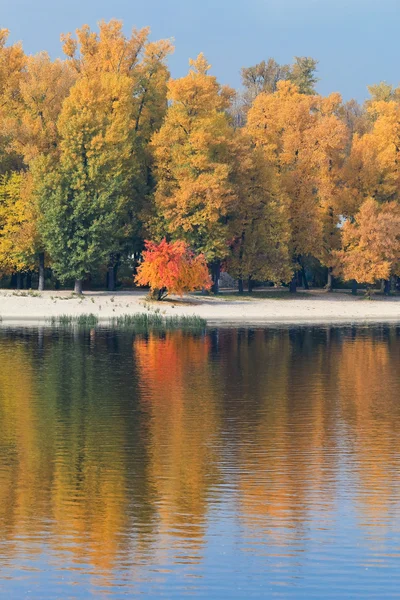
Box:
326;267;333;291
380;279;385;294
248;277;253;294
301;265;309;290
351;279;358;296
384;279;391;296
114;260;120;289
107;253;120;292
151;287;167;301
38;252;45;291
26;272;32;289
238;278;244;294
107;265;115;292
289;273;297;293
74;279;83;294
16;272;22;290
10;273;17;288
211;261;220;294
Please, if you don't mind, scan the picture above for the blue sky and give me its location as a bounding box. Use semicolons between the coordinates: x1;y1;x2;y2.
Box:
2;0;399;101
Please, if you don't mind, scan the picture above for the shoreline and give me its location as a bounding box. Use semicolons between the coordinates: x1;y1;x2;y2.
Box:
1;289;400;327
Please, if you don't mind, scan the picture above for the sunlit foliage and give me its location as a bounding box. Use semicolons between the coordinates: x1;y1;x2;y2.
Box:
135;239;211;299
0;21;398;291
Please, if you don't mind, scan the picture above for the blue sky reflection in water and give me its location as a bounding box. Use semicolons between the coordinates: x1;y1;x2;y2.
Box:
0;325;400;598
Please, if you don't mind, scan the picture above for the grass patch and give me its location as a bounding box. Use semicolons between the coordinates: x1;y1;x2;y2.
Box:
46;312;206;332
48;313;99;328
12;290;41;298
110;312;207;331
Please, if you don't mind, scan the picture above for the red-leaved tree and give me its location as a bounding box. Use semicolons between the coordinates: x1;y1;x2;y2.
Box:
135;239;212;300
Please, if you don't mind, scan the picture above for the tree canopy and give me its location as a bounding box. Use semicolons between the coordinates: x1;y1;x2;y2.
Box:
0;20;399;295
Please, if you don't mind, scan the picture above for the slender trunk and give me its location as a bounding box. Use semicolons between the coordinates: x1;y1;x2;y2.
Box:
384;279;391;296
238;231;245;296
151;287;167;301
211;261;220;294
380;279;385;294
114;262;119;288
107;265;115;292
107;253;120;292
10;273;17;288
301;265;309;290
326;267;333;291
26;272;32;289
74;279;83;294
351;279;358;296
158;287;167;301
248;276;253;294
289;273;297;293
16;272;22;290
38;252;45;291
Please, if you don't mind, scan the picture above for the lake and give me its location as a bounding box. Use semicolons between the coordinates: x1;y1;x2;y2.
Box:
0;325;400;598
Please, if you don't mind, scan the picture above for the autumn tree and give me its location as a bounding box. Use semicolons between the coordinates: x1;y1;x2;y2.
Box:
335;199;400;291
0;30;26;193
0;29;25;116
367;82;400;104
0;171;39;286
241;56;318;107
135;239;211;300
6;53;76;288
4;53;75;165
151;54;238;292
246;81;347;291
59;20;173;290
227;141;291;292
38;21;172;293
0;30;78;289
38;73;137;293
290;57;319;95
337;98;400;290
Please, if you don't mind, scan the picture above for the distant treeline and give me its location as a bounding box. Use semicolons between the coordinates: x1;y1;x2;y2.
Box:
0;20;399;294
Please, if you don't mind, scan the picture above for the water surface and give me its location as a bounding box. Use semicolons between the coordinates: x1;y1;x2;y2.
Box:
0;325;400;598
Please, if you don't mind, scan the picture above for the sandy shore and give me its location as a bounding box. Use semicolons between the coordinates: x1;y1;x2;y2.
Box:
1;289;400;326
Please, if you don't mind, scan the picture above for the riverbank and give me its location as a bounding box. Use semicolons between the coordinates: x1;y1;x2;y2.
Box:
1;288;400;326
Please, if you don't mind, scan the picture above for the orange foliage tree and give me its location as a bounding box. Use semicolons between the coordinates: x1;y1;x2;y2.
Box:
335;199;400;287
135;239;211;300
150;54;238;292
246;81;348;291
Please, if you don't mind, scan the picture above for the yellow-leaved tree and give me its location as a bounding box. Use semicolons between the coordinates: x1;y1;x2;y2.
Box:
226;139;292;292
336;199;400;291
0;172;39;285
151;54;238;292
246;81;348;291
336;98;400;291
0;29;25;175
39;20;173;292
5;53;76;288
